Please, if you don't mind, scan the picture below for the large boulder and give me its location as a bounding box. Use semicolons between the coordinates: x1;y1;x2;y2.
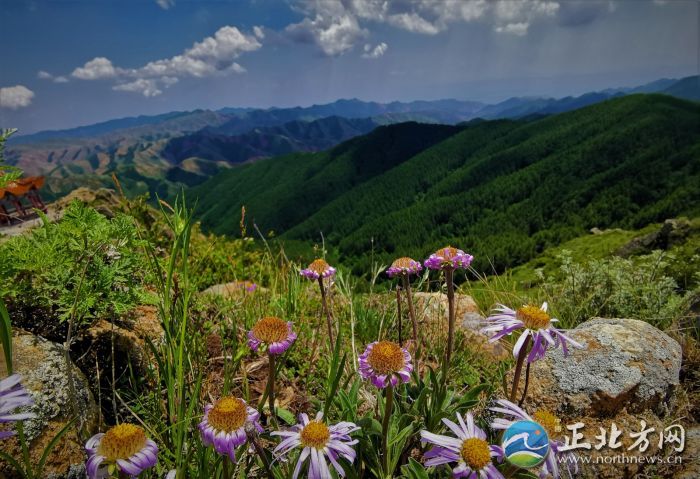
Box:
0;331;100;478
521;318;682;417
514;318;683;478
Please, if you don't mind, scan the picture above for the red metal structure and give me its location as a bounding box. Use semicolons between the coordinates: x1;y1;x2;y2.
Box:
0;176;48;225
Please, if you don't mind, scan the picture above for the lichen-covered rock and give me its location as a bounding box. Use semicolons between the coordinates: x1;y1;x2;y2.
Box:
0;331;99;478
520;318;681;418
201;280;264;298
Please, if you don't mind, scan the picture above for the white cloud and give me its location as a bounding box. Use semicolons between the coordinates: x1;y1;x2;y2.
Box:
253;25;265;39
38;70;70;83
286;12;367;56
287;0;568;54
69;25;261;97
113;77;177;97
0;85;35;109
72;57;120;80
495;22;529;36
156;0;175;10
362;42;388;59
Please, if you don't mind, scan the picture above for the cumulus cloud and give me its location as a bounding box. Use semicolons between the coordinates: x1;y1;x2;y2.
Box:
286;11;367;56
156;0;175;10
287;0;567;54
69;25;261;96
54;76;69;83
362;42;388;59
113;77;178;97
72;57;120;80
253;25;265;39
0;85;35;109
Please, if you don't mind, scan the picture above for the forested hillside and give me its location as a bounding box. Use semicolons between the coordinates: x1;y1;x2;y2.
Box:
192;95;700;273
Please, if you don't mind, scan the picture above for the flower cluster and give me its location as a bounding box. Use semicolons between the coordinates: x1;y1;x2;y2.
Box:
247;316;297;355
424;246;473;270
386;256;422;277
359;340;413;389
481;302;583;362
300;258;336;280
85;424;158;478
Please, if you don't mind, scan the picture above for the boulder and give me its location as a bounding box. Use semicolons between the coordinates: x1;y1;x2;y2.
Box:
615;218;691;257
508;318;684;478
0;331;99;478
521;318;682;418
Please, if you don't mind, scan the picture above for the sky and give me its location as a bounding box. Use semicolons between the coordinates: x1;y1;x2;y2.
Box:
0;0;697;134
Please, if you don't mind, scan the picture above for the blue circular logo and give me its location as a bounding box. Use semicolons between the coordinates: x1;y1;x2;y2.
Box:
502;420;550;468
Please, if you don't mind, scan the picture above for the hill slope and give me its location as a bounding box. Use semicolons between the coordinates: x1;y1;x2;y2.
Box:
192;95;700;274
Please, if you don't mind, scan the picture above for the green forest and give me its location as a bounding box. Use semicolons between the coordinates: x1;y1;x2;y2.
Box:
191;94;700;274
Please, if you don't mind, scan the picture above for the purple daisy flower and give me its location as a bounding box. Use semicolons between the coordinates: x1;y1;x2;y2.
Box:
424;246;473;271
420;412;504;479
0;374;36;440
300;258;336;280
386;257;423;278
248;316;297;356
358;341;413;389
199;396;262;462
85;424;158;478
490;399;578;479
272;411;359;479
480;302;583;362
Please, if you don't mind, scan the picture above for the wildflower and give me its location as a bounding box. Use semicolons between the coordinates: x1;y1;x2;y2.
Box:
85;424;158;478
248;316;297;356
199;396;262;462
386;257;422;277
359;340;413;389
481;302;583;363
424;246;473;271
272;412;359;478
490;399;577;479
421;412;504;479
0;374;36;440
300;258;336;280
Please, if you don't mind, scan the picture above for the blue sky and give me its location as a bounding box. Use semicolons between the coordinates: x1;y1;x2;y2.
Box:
0;0;697;134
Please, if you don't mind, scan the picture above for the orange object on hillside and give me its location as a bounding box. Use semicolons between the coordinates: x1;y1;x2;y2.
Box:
0;176;48;225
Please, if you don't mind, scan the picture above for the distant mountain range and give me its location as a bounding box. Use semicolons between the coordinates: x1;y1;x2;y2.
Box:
5;75;698;200
190;94;700;274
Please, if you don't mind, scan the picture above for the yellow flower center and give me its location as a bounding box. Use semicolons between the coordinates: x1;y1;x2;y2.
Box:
533;410;561;438
207;397;248;433
460;437;491;470
391;257;416;270
308;258;330;275
98;424;147;461
367;341;405;375
516;305;551;330
252;317;288;344
300;421;330;449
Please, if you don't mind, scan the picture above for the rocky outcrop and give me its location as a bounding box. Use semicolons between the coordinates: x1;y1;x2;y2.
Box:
0;332;99;478
522;318;682;417
616;218;692;257
513;318;683;478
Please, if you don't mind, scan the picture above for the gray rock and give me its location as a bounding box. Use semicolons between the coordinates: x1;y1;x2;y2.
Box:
0;331;99;478
522;317;682;418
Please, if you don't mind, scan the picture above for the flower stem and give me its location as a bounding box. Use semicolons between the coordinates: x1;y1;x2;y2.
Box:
519;361;532;407
510;335;532;402
265;353;278;428
245;422;274;479
222;458;231;479
395;285;403;345
442;268;455;383
402;276;418;348
317;277;334;349
381;384;394;474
